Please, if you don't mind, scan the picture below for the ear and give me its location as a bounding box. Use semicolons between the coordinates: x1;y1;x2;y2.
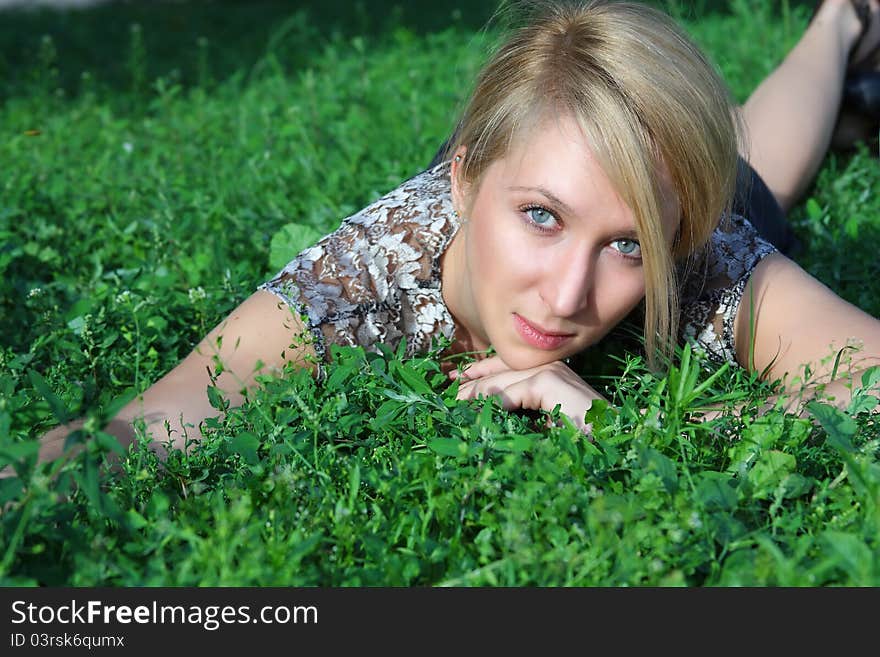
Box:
449;145;470;215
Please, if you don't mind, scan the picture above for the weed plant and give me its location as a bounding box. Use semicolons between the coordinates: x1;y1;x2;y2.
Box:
1;0;878;586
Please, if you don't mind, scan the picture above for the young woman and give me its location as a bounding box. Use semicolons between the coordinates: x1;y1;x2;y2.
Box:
13;0;880;470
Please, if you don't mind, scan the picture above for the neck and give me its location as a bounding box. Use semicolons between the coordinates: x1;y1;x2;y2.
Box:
439;225;488;358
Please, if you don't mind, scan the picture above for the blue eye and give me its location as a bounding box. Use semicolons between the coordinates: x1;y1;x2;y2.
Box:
611;239;641;257
525;206;558;229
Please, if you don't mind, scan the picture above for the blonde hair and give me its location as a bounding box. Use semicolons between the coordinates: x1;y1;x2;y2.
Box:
446;0;739;367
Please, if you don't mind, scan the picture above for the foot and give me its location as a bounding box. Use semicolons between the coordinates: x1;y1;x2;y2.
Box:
850;0;880;70
811;0;880;70
842;2;880;143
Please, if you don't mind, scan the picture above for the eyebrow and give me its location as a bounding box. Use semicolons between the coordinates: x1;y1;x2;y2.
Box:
509;185;642;240
508;186;575;215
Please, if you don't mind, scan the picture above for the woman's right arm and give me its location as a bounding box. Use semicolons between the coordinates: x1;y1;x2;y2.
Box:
9;289;316;472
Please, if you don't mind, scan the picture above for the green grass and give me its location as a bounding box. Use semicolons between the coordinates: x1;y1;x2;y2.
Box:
1;0;879;586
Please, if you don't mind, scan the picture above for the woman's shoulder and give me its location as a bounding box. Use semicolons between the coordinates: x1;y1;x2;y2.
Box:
272;161;456;272
259;161;460;364
298;161;459;293
344;161;459;248
681;213;777;299
355;161;456;223
678;212;778;364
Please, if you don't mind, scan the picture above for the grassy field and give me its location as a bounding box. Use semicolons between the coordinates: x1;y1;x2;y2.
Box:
1;0;879;586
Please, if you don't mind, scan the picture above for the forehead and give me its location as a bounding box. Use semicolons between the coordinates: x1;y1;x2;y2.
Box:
485;115;681;242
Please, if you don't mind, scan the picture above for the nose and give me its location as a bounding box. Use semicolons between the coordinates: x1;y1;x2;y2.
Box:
541;245;594;318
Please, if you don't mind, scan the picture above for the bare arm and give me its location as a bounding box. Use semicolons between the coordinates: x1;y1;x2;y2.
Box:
734;252;880;407
13;289;316;470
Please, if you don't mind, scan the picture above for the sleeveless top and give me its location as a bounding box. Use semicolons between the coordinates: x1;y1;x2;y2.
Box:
259;162;777;370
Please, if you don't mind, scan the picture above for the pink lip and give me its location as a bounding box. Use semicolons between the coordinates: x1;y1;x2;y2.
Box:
513;314;575;351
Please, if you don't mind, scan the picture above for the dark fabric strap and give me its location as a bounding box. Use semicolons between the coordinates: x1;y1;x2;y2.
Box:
732;157;799;256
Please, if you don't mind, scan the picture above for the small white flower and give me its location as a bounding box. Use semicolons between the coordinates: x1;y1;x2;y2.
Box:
187;286;206;303
122;142;133;154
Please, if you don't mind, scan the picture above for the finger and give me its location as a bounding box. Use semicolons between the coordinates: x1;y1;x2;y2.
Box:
449;354;514;380
461;375;567;417
455;370;541;407
500;378;595;433
455;367;540;400
457;373;597;436
455;363;579;399
490;376;546;412
455;378;506;402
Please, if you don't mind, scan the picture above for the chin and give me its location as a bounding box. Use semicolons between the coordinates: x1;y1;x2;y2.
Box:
495;347;566;371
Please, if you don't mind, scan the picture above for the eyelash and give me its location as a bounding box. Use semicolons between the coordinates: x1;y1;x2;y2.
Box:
519;203;643;262
519;204;561;234
609;239;643;263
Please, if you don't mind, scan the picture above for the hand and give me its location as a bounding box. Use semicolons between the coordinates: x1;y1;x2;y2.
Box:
449;355;606;434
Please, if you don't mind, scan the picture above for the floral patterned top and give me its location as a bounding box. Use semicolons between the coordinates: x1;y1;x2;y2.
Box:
259;161;777;370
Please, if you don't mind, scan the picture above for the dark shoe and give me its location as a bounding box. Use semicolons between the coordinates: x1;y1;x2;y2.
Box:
843;70;880;117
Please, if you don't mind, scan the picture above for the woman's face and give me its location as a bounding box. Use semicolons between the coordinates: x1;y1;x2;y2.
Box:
444;114;680;370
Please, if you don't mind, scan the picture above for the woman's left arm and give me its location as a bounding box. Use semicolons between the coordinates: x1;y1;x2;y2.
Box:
735;252;880;407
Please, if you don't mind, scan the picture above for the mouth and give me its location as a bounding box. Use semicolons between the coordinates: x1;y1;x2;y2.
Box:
512;313;575;351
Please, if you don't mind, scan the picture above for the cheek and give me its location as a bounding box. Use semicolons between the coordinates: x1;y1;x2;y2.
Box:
598;267;646;317
467;208;534;290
